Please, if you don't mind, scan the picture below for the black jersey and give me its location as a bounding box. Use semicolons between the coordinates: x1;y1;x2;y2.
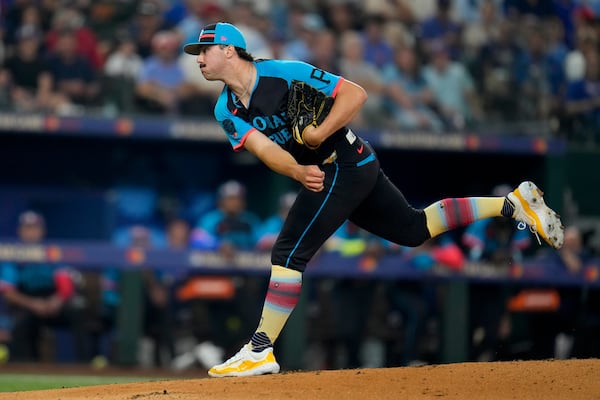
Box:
214;59;344;165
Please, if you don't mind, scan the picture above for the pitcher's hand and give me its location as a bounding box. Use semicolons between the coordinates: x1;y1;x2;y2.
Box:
299;165;325;192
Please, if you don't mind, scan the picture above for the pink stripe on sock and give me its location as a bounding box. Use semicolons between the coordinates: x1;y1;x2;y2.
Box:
440;198;475;230
457;198;475;225
266;291;300;309
265;280;301;310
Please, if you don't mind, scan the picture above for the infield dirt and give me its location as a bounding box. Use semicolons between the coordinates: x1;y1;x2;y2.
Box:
0;358;598;400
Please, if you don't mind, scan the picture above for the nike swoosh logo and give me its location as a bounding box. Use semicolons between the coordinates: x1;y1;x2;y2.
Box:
357;144;364;154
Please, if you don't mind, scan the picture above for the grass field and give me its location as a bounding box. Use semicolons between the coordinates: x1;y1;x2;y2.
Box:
0;373;171;392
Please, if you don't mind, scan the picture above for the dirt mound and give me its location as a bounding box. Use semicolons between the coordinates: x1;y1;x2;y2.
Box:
1;358;598;400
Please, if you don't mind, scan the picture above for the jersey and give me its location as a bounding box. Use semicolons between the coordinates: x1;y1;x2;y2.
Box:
214;59;344;165
197;209;261;251
0;261;64;297
213;59;430;272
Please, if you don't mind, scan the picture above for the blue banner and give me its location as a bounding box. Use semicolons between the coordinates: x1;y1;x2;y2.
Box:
0;240;596;287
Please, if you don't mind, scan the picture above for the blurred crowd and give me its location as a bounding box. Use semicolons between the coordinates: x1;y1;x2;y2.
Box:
0;179;599;371
0;0;599;141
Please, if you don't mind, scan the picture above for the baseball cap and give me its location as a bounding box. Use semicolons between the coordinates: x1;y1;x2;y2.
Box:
183;22;246;55
217;180;246;199
18;210;45;226
16;24;41;41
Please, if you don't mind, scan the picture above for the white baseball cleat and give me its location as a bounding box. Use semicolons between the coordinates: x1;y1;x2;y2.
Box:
507;181;564;249
208;343;280;378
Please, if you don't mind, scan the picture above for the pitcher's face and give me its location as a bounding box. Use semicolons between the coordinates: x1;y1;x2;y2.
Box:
196;44;228;81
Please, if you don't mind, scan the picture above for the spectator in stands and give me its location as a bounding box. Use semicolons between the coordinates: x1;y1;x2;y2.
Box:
555;225;592;275
304;28;339;75
128;0;170;59
423;40;482;130
461;0;502;67
165;216;192;251
565;21;598;84
514;18;564;122
544;17;570;80
361;14;394;70
418;0;463;61
44;8;104;70
283;11;325;62
382;45;445;132
194;180;261;257
102;31;144;114
7;4;45;51
228;0;273;60
382;18;415;55
44;27;102;113
134;29;199;115
3;0;48;48
0;210;86;362
563;44;600;142
338;30;388;128
0;24;70;113
86;0;138;43
320;0;361;37
472;18;523;122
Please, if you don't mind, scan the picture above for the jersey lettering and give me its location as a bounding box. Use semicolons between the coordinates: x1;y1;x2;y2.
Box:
252;112;287;131
253;116;267;131
271;114;286;129
269;128;291;145
310;68;331;84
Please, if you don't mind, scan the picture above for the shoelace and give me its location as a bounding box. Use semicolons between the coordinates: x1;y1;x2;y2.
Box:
221;346;249;365
516;220;541;245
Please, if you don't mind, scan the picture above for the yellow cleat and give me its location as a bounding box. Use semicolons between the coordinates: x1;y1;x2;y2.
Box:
208;344;280;378
508;181;564;249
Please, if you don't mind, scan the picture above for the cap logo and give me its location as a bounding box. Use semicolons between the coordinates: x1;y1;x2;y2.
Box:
184;22;246;54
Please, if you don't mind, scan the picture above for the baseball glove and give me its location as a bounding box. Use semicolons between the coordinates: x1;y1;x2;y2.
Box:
287;80;334;149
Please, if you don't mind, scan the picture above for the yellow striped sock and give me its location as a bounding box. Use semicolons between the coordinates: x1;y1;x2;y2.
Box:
424;197;505;237
254;265;302;346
